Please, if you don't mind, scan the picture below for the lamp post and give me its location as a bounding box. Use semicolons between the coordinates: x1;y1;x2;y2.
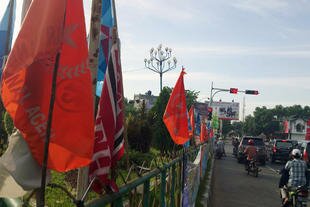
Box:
144;44;177;92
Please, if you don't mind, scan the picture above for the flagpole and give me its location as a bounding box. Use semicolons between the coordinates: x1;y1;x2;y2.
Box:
21;0;32;25
4;0;15;55
76;0;102;200
37;52;61;207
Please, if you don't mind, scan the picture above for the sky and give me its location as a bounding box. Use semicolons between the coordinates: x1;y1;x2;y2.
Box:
1;0;310;119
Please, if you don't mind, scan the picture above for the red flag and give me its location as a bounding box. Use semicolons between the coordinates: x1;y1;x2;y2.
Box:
89;42;124;193
163;69;189;145
1;0;94;172
305;120;310;140
189;105;195;137
200;121;208;142
283;120;289;134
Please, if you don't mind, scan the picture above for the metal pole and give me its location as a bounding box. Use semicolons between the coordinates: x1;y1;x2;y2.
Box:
38;52;61;206
76;0;102;200
160;72;162;92
242;96;245;122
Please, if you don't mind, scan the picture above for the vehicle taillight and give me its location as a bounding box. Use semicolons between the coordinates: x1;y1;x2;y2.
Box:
273;146;277;153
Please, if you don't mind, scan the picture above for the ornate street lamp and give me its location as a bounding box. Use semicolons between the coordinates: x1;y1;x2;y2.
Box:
144;44;177;92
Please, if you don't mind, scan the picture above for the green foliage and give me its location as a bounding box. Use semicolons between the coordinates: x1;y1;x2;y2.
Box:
127;100;153;153
185;89;199;109
149;87;199;153
124;97;137;117
222;120;233;136
242;105;310;137
118;148;157;169
150;87;176;153
231;121;243;137
243;115;256;136
3;112;14;136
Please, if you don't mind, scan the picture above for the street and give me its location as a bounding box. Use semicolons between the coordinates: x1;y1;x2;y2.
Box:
211;140;285;207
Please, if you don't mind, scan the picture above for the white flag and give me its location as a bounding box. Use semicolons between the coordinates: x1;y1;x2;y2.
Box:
0;130;50;198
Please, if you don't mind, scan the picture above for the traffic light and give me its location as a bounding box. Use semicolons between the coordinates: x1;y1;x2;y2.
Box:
230;88;238;94
245;90;259;95
207;107;213;120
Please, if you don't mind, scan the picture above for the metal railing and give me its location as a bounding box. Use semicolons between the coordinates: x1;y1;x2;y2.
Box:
86;142;211;207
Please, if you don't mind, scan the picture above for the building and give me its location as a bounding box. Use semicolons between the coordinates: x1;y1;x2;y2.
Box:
133;91;158;111
288;117;307;141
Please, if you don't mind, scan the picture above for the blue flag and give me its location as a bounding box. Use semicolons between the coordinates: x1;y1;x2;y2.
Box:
0;0;15;77
96;0;115;96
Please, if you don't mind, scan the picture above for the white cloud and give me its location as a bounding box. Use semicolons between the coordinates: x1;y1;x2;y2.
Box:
230;0;289;16
117;0;195;22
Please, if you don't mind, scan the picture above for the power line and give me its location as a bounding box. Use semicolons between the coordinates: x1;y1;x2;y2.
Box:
122;68;145;73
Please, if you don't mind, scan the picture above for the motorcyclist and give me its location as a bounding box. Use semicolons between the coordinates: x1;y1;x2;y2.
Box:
279;149;308;207
216;137;226;157
232;137;240;155
243;139;257;170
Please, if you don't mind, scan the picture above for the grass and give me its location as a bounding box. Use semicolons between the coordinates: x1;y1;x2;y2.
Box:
195;156;213;207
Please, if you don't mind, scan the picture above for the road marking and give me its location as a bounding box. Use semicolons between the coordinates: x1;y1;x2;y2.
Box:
265;165;279;174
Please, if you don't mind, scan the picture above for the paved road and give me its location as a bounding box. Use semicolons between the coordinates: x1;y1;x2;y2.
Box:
211;140;285;207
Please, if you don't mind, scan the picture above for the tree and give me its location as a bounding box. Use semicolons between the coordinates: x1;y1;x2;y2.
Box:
231;121;243;137
243;115;256;136
127;100;152;153
150;87;199;153
222;120;233;136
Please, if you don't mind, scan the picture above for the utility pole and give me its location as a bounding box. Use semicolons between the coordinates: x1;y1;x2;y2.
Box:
242;96;245;122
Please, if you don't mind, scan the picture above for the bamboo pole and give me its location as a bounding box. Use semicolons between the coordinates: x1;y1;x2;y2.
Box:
21;0;31;24
76;0;102;200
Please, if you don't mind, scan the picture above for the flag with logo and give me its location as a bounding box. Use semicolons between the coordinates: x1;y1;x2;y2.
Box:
163;69;189;145
283;120;289;134
96;0;115;96
188;105;194;137
1;0;94;172
200;120;208;142
0;0;15;76
89;42;125;193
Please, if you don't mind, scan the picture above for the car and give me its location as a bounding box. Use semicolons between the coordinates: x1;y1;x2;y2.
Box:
297;140;310;166
269;139;295;163
237;136;267;165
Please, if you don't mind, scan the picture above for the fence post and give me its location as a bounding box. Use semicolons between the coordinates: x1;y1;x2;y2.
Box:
142;179;150;207
160;168;167;206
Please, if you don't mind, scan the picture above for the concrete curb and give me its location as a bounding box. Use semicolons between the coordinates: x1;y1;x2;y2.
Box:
200;157;215;207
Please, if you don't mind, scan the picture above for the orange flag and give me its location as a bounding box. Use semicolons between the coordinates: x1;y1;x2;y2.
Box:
1;0;94;172
200;121;208;142
189;105;195;137
163;69;189;145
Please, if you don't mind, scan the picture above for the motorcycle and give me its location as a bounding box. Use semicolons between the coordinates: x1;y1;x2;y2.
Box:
246;159;259;177
286;186;308;207
215;148;224;159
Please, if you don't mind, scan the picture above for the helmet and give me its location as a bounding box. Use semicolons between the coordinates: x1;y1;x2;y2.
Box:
248;139;254;145
291;149;301;158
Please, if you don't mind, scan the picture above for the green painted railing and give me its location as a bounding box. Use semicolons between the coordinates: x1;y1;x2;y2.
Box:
86;142;210;207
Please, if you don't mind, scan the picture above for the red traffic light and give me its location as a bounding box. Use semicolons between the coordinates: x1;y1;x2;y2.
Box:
245;90;259;95
230;88;238;94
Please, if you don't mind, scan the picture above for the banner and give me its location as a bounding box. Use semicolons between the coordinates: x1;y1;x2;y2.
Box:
306;120;310;140
210;101;239;120
96;0;114;96
1;0;94;172
89;42;125;193
163;69;189;145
